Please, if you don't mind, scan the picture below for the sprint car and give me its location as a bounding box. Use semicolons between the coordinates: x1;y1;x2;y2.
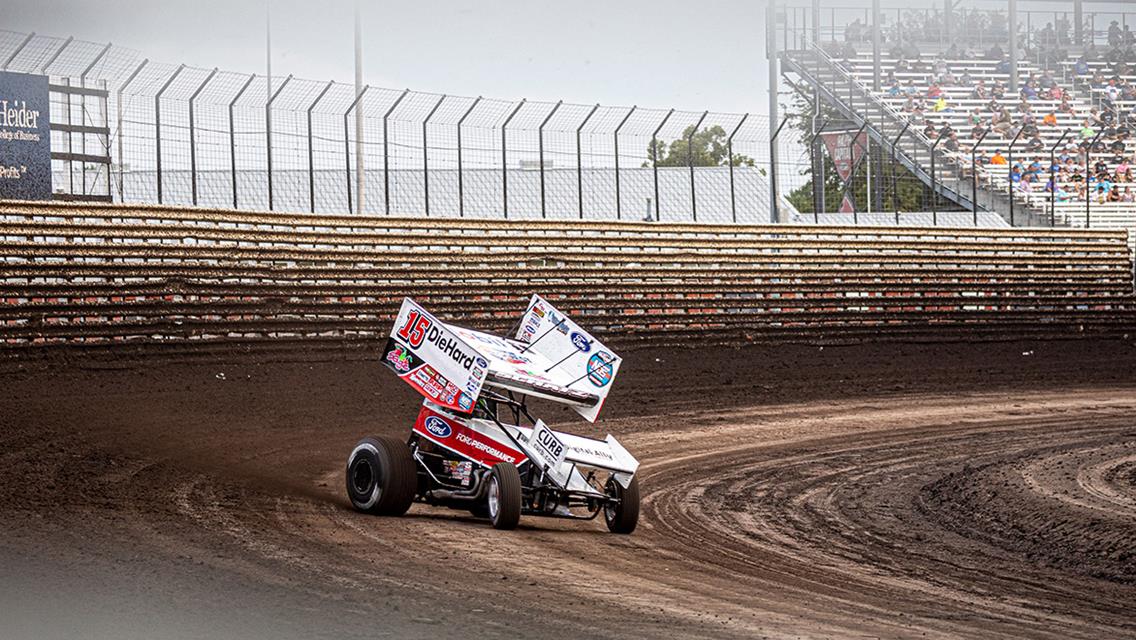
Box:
346;295;640;533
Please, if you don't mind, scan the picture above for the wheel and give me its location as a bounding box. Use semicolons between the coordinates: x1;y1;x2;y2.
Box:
486;462;522;530
604;475;640;534
345;435;417;516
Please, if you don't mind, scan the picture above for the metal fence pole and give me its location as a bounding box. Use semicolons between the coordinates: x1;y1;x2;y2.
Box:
688;110;708;222
1086;129;1104;228
972;127;990;225
38;36;73;75
807;121;828;223
930;128;947;226
501;99;526;219
382;88;410;215
154;64;185;205
229;74;256;209
727;113;749;223
265;74;292;211
576;104;600;219
456;97;482;218
769;115;793;224
115;58;148;202
306;80;335;213
847;121;869;225
343;85;370;214
890;121;909;224
538;100;562;219
1;32;35;70
80;42;112;198
421;94;446;217
651;109;675;221
188;68;218;206
1049;129;1070;226
613;106;636;220
1008;125;1026;226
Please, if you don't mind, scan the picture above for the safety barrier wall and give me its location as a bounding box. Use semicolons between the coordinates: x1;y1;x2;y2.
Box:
1;201;1134;352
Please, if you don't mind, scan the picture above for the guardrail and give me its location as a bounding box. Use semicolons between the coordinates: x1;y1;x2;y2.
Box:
2;201;1134;352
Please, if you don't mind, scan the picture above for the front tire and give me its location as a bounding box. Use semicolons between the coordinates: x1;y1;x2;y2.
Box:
604;476;640;534
487;462;522;530
346;435;417;516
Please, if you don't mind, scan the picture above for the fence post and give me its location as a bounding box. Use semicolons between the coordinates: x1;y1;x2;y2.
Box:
343;85;370;214
726;113;748;224
576;104;600;219
1086;130;1104;228
456;97;481;218
421;94;446;217
769;115;793;224
688;110;708;222
807;120;829;224
265;74;292;212
1;32;35;70
847;121;869;225
229;74;256;209
538;100;562;219
188;68;218;206
79;42;112;197
154;65;185;205
1048;128;1070;226
38;36;73;75
930;128;948;226
972;127;990;226
1007;125;1026;226
382;88;410;216
306;80;335;213
501;99;526;219
115;58;149;202
613;106;636;220
890;121;909;224
651;109;674;221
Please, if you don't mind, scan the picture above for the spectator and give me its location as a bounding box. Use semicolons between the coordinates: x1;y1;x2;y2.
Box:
991;150;1008;165
1042;112;1058;127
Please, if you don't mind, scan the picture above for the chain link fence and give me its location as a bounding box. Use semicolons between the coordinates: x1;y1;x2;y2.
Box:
2;30;793;224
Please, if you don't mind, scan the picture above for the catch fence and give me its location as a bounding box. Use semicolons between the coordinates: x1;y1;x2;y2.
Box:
1;30;787;224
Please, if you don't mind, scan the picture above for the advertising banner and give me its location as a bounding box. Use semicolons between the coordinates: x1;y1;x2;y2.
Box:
0;71;52;200
820;129;867;183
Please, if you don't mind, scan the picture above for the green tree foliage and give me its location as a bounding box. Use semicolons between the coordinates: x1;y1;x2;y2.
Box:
644;125;756;168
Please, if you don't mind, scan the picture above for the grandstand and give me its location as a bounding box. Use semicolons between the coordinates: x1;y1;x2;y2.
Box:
776;0;1136;246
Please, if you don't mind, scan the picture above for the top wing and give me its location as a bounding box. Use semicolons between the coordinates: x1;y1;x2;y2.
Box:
512;295;621;422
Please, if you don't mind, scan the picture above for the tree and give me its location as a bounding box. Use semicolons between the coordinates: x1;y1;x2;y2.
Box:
643;125;755;168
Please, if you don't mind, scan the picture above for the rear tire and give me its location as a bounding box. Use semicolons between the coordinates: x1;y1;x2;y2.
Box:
346;435;417;516
604;476;640;534
487;462;522;530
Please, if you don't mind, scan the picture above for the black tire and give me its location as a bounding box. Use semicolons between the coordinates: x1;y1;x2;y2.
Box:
604;476;640;534
345;435;417;516
487;462;522;530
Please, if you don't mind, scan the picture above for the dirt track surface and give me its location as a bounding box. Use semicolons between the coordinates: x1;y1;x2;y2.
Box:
2;340;1136;639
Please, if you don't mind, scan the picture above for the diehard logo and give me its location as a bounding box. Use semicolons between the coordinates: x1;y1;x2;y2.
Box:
424;416;452;438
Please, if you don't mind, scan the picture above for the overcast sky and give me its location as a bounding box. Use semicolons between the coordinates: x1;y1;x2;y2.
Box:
7;1;1131;116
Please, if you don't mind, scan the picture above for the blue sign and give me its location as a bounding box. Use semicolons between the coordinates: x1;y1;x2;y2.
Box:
0;71;51;200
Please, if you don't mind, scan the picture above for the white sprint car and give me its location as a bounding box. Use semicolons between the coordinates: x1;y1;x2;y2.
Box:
346;295;640;533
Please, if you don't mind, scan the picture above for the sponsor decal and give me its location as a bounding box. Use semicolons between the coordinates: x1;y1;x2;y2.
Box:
474;357;488;369
424;416;452;438
532;304;546;318
455;432;518;465
569;331;592;353
587;351;615;387
397;307;478;371
458;395;473;411
385;345;413;372
0;72;52;200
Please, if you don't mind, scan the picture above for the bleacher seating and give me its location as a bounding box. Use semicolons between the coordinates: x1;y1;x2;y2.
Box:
832;45;1136;233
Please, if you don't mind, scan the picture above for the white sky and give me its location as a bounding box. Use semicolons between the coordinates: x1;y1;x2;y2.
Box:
6;1;1131;117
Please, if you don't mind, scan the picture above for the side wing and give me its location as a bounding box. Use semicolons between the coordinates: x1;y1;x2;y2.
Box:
380;298;489;414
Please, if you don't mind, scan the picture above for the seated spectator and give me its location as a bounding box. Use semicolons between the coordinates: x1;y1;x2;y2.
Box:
1121;186;1135;202
1080;121;1097;139
1058;96;1075;114
991;150;1008;165
1074;55;1090;75
1027;135;1045;151
927;82;944;98
1042;112;1058;126
987;43;1005;60
971;80;988;100
933;96;950;112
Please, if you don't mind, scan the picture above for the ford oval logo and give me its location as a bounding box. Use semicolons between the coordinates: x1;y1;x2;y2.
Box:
424;416;452;438
570;331;591;353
